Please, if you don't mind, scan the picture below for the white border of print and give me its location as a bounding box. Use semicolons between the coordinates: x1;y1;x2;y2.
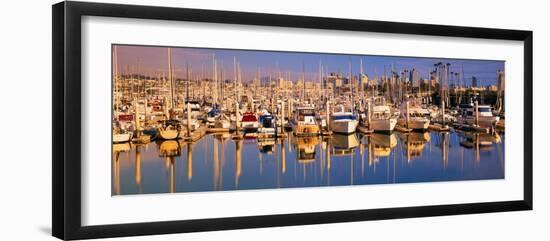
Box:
81;16;523;226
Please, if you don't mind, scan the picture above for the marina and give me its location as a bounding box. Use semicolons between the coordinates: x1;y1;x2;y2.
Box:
112;45;505;195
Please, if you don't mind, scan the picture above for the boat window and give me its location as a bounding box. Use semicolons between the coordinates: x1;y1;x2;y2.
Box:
332;115;353;120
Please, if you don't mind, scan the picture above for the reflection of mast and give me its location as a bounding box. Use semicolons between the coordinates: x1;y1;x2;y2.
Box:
326;139;331;172
114;152;120;195
360;136;364;176
220;137;225;190
475;133;480;163
327;140;331;185
235;140;242;187
368;135;374;166
213;137;219;190
170;156;175;193
281;140;286;174
393;145;397;183
441;132;449;168
350;147;354;185
259;150;263;175
187;143;193;180
135;146;142;190
406;134;411;162
320;139;324;179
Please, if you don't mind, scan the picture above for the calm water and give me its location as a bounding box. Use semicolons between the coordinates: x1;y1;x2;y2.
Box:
112;131;504;195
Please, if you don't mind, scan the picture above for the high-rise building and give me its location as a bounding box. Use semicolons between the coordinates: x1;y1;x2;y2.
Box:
410;68;420;87
471;76;478;87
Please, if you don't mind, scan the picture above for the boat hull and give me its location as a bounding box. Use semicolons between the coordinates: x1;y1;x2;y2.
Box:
113;133;133;143
463;116;499;129
293;124;320;136
241;121;259;133
369;118;397;133
398;118;430;131
157;129;180;140
330;120;359;134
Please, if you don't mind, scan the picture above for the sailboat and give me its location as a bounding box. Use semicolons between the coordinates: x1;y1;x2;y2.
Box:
293;64;320;136
156;48;180;140
181;100;202;131
113;122;133;143
112;46;133;143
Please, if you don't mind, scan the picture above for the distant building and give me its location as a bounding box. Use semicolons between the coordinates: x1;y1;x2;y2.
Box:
360;73;368;91
430;71;438;86
325;72;343;88
410;68;420;87
305;81;315;89
488;85;498;91
252;78;261;88
471;76;478;87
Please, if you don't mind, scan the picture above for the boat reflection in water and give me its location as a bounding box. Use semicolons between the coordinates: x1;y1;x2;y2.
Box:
294;137;319;163
158;140;181;193
112;130;505;195
112;143;130;195
398;131;431;162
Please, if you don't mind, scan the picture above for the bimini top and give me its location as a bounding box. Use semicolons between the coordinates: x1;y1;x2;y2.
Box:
242;112;258;122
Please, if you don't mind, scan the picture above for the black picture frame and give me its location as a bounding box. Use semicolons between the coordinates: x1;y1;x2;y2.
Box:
52;1;533;240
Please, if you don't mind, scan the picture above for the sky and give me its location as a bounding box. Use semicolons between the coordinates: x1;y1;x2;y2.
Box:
114;44;504;86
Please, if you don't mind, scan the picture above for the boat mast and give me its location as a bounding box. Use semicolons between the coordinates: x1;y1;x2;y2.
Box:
186;63;190;102
167;48;175;117
349;59;354;112
212;54;218;106
233;56;238;116
359;58;364;111
113;46;118;114
302;62;305;103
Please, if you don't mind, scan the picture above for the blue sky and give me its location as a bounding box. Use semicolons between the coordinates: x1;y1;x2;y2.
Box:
114;44;504;86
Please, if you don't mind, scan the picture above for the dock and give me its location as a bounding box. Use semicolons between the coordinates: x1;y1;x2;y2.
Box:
132;134;151;144
394;125;412;133
357;126;374;134
428;124;450;132
206;127;230;133
180;126;207;142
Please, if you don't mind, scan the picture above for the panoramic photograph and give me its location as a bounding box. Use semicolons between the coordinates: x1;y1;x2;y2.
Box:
111;44;505;196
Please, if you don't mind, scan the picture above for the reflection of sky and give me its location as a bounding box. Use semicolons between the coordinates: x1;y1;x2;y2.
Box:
114;45;504;86
113;132;505;195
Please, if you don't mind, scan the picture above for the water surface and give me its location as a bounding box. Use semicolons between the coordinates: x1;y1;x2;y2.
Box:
112;130;504;195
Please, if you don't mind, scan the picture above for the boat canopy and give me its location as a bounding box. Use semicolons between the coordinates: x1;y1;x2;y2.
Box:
242;112;258;122
331;114;356;121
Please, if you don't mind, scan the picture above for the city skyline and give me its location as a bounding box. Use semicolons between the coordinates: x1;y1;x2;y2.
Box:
114;45;505;86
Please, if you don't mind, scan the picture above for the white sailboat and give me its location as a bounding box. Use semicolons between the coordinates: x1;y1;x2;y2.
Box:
112;46;133;143
156;48;180;140
113;128;133;143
